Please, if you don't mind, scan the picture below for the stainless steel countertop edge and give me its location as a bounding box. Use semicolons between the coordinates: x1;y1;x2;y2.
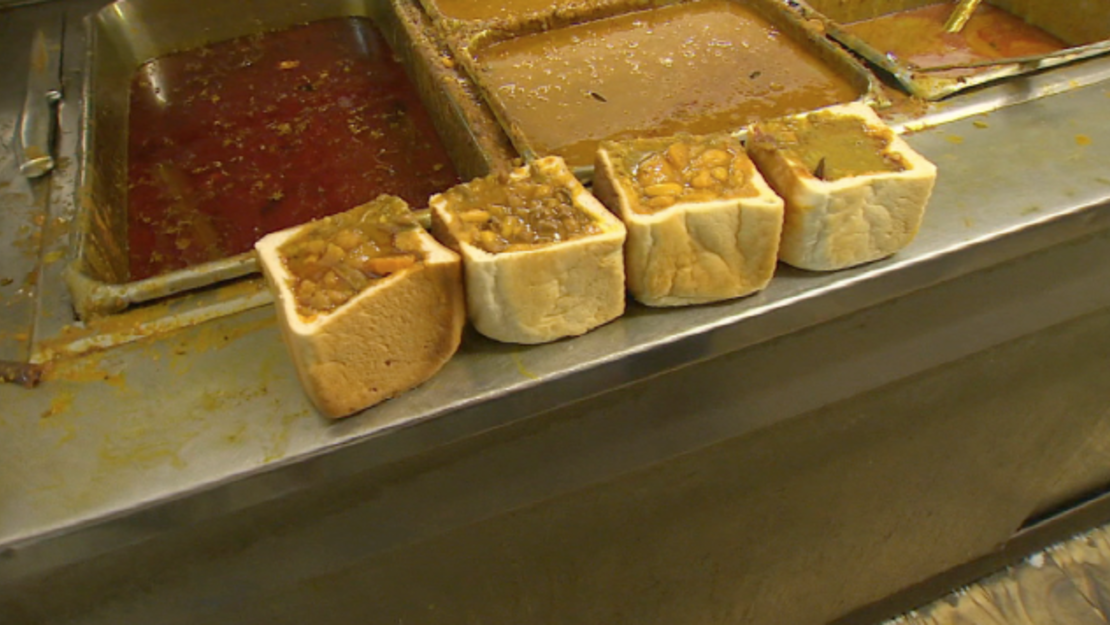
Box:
4;191;1108;584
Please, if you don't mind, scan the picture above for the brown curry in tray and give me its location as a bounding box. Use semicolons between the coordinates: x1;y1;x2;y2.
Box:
474;0;860;167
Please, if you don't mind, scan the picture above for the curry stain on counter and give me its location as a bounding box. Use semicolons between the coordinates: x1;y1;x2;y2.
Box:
33;278;273;363
98;423;195;471
45;353;130;388
39;389;75;420
8;322;310;524
473;0;860;166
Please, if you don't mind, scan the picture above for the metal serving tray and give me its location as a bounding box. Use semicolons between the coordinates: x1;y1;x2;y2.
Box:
795;0;1110;100
453;0;882;181
65;0;515;319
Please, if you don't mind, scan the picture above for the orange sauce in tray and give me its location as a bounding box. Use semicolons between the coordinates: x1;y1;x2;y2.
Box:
474;0;860;167
126;18;460;281
844;3;1067;74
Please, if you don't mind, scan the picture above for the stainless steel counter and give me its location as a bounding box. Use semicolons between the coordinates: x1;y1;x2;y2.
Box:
3;1;1110;623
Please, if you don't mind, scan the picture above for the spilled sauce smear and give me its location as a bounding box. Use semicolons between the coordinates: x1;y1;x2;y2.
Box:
127;18;460;281
476;0;859;166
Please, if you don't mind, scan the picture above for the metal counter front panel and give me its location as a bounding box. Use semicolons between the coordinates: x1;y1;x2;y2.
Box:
6;230;1110;624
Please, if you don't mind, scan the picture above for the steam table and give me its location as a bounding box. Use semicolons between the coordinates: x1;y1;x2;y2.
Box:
3;0;1110;623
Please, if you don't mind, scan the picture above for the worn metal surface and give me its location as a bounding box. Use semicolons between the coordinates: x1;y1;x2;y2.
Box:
798;0;1110;100
2;0;1110;621
6;225;1110;624
66;0;515;318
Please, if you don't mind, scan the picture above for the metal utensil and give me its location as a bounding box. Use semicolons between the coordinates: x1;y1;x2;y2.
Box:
944;0;982;33
17;23;65;178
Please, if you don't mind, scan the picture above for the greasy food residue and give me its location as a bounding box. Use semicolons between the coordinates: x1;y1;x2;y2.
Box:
41;389;74;418
844;3;1067;75
127;18;460;281
475;0;859;166
1;360;44;388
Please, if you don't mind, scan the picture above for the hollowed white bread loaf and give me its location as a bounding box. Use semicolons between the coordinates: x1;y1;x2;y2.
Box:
255;200;465;419
593;136;784;307
747;102;937;272
430;156;626;344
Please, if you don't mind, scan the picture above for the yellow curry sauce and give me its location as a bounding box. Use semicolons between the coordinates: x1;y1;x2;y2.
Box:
751;111;907;181
279;196;424;318
616;136;759;214
475;0;859;167
441;172;601;254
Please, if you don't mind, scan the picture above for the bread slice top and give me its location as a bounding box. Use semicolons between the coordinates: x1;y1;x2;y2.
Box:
430;156;625;260
255;195;458;335
746;102;935;190
597;133;782;221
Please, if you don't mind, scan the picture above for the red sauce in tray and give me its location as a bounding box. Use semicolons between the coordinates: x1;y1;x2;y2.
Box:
126;17;460;280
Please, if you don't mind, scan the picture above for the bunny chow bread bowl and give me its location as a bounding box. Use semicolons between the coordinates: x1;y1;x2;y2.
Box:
593;134;785;307
255;195;465;419
747;102;938;271
430;156;627;344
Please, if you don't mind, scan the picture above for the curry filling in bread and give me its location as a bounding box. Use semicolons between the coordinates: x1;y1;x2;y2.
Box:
593;134;785;307
430;156;626;344
747;102;937;271
255;195;465;419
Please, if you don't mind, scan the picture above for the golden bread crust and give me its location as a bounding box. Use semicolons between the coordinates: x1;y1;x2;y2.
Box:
748;102;938;271
256;212;464;419
593;139;784;307
431;157;627;344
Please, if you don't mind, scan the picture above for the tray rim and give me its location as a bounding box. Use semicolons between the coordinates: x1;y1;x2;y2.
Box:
67;0;512;319
790;0;1110;100
451;0;885;182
